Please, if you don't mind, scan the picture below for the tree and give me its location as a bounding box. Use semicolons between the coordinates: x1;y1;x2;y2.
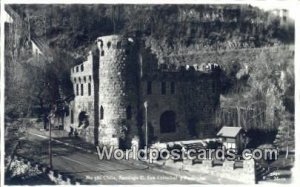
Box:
273;112;294;158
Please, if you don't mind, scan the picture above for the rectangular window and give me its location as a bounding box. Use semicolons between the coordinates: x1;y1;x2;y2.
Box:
76;66;79;72
100;106;104;120
71;110;74;124
81;64;84;71
171;82;175;94
76;84;79;96
88;83;91;96
81;84;84;96
161;81;166;95
147;81;152;95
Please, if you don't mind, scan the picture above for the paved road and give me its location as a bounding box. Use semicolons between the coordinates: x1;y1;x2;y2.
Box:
20;129;242;184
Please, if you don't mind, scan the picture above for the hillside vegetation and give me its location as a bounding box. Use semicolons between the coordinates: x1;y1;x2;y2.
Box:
11;4;294;58
6;5;294;150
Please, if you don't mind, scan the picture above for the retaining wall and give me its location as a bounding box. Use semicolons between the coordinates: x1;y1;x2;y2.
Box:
154;158;256;184
5;155;81;185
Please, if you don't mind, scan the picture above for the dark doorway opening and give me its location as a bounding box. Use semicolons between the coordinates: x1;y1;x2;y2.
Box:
78;111;89;129
160;111;176;133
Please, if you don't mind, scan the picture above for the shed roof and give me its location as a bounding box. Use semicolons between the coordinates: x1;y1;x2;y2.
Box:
217;126;242;138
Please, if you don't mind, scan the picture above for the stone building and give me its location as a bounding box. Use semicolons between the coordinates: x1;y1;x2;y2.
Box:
66;35;222;148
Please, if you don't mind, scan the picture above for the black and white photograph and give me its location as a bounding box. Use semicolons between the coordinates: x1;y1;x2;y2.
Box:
1;0;299;185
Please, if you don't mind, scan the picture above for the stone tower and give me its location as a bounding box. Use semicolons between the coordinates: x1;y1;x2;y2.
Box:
97;35;140;148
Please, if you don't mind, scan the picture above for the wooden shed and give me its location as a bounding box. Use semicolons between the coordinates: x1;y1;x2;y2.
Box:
217;126;246;152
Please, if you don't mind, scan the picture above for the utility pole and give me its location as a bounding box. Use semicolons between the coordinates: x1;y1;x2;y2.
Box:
144;101;148;147
49;109;53;169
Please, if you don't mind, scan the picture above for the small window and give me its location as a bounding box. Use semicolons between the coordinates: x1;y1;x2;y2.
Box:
117;41;122;49
76;66;79;72
161;81;166;95
76;84;79;96
126;105;132;120
100;106;104;119
81;64;84;71
83;76;86;82
81;84;84;96
88;83;91;96
147;81;152;95
107;41;111;49
74;77;76;83
171;82;175;94
101;51;104;56
89;75;92;81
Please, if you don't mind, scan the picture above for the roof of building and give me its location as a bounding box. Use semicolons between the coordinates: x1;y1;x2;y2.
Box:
4;5;22;21
31;35;53;60
217;126;242;138
5;5;53;63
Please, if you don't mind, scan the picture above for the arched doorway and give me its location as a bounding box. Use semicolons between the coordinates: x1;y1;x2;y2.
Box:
160;111;176;133
78;111;89;129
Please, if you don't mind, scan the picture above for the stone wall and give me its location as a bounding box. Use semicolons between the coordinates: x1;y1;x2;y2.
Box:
68;51;95;143
157;158;256;184
97;35;139;148
141;69;221;142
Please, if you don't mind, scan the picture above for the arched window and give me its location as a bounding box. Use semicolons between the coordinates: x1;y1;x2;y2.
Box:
81;84;84;96
160;111;176;133
126;105;132;120
88;83;91;96
76;84;79;96
161;81;166;95
100;106;104;120
170;82;175;94
70;110;74;124
101;50;105;56
107;41;111;49
117;41;122;49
